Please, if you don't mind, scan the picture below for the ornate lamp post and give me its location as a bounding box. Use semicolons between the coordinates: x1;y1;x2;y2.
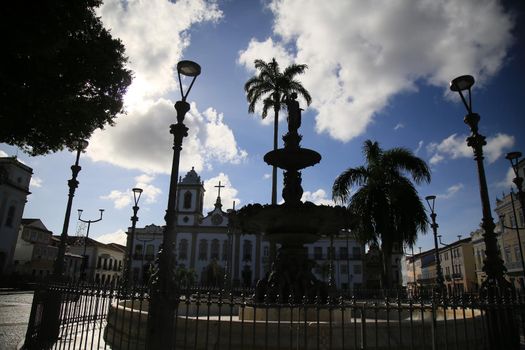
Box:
147;60;201;350
45;140;88;344
53;139;89;278
450;75;517;348
123;187;143;289
449;75;509;291
78;209;104;281
425;195;445;296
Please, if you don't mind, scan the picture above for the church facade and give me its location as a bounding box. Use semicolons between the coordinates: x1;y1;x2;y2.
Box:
129;168;364;289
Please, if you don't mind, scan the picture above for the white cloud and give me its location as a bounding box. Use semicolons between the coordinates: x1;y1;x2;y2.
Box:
100;173;162;209
0;150;8;157
239;0;514;142
87;99;247;174
484;133;515;163
394;123;404;131
30;176;43;189
203;173;240;212
414;140;424;155
98;0;222;106
100;190;131;209
95;229;127;246
437;183;464;199
88;1;246;174
497;167;515;188
263;173;272;180
134;174;162;204
301;189;334;206
428;133;514;165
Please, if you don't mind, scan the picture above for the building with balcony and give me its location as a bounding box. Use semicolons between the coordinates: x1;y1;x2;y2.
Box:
438;237;477;295
64;236;125;284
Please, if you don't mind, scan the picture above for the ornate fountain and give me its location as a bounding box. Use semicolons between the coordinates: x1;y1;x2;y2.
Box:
233;93;352;303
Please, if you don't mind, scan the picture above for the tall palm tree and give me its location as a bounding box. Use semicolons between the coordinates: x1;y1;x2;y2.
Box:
244;58;312;205
332;140;431;289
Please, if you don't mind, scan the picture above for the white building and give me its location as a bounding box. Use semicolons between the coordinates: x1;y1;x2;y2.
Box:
0;156;32;275
129;168;364;289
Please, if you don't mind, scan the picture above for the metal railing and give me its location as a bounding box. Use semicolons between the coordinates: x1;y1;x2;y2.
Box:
23;282;525;349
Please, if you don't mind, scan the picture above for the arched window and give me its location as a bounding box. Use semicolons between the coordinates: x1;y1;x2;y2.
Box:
198;239;208;260
211;239;220;260
222;240;229;261
179;239;188;260
243;240;252;262
183;191;192;209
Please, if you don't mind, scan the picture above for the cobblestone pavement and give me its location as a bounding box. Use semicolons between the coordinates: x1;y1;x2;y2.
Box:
0;290;33;350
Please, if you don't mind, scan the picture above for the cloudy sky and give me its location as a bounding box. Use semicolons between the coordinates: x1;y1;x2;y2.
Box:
2;0;524;252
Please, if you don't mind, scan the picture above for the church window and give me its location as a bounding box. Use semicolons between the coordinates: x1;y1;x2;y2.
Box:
179;239;188;260
198;239;208;260
183;191;192;209
211;239;220;260
222;240;229;261
134;244;143;258
243;240;252;262
5;205;16;227
146;244;154;257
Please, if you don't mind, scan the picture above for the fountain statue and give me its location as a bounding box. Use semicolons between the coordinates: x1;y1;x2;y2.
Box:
232;93;352;303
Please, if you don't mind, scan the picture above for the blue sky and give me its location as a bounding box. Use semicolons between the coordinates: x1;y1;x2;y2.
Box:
1;0;524;253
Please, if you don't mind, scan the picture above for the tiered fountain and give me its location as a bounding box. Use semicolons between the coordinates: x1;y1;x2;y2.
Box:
233;93;351;303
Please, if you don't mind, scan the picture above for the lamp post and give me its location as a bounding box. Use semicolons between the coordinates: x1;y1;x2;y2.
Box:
450;75;516;348
45;140;88;345
147;60;201;350
425;195;445;296
53;139;89;278
122;188;143;289
78;209;104;281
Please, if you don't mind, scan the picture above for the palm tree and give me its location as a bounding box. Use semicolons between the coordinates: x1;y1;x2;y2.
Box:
332;140;431;289
244;58;312;205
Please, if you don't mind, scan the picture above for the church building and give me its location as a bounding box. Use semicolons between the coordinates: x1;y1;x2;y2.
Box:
129;168;364;289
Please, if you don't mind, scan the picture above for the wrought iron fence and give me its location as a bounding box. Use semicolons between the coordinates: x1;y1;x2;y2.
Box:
23;282;525;349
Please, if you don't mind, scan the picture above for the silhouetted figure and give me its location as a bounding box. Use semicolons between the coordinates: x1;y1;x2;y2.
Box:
286;92;302;134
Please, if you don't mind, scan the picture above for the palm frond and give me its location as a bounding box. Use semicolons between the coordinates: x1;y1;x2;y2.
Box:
332;166;368;204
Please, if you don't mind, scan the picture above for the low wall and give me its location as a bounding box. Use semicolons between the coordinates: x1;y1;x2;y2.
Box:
104;300;486;350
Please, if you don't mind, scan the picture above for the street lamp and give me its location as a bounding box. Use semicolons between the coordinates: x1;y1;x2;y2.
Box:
53;139;89;278
78;208;104;280
147;60;201;350
450;75;516;348
425;195;445;296
123;188;143;289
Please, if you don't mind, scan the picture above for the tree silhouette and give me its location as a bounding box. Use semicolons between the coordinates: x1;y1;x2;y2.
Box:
332;140;431;288
244;58;311;204
0;0;132;155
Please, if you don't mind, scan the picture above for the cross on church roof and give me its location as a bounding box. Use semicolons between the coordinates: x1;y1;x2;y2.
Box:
215;181;225;198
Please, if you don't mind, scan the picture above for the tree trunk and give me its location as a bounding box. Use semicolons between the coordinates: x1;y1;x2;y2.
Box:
269;97;280;264
381;242;393;290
